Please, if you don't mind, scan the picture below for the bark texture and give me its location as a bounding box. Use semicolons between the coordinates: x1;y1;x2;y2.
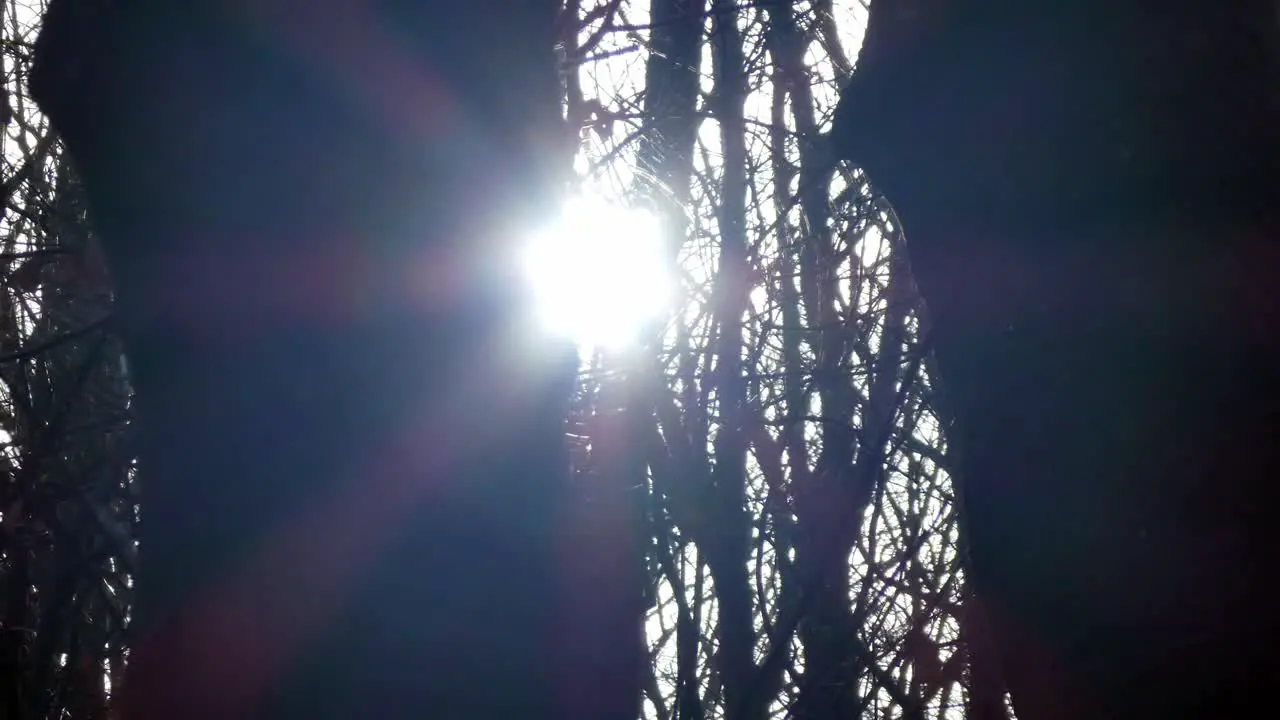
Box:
30;2;582;718
832;2;1280;717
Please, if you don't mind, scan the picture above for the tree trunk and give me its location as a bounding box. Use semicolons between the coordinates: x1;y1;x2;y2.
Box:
832;2;1280;718
30;2;585;717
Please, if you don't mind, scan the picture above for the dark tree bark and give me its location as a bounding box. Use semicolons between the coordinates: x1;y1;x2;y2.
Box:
831;2;1280;718
634;5;709;718
29;1;592;718
703;4;767;720
636;0;707;211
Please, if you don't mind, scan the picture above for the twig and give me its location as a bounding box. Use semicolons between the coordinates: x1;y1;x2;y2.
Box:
0;316;109;365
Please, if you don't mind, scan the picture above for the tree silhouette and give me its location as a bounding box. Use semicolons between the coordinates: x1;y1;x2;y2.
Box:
0;4;131;716
28;2;603;717
831;2;1280;717
568;2;969;717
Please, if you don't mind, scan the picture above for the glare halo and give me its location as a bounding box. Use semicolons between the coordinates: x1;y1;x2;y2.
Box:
523;194;671;350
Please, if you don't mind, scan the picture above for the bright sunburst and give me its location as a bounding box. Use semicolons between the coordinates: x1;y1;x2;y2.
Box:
523;194;671;350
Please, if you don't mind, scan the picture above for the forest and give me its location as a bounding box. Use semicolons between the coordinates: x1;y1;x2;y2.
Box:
1;1;1276;719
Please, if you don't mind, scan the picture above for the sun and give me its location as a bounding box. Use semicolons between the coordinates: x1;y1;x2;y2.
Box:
522;194;672;350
